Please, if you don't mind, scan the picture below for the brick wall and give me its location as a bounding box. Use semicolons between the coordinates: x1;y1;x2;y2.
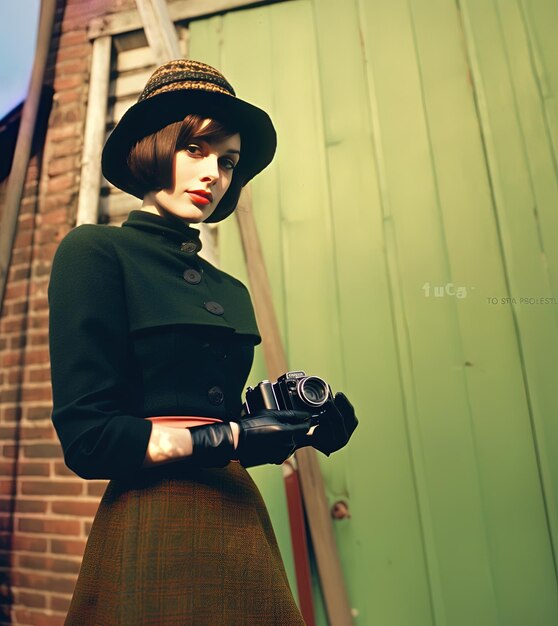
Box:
0;1;135;623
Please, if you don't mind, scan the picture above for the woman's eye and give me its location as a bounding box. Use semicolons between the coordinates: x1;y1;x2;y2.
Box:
220;158;236;170
186;144;202;155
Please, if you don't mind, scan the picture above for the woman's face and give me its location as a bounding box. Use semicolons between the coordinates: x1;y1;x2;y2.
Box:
142;120;241;223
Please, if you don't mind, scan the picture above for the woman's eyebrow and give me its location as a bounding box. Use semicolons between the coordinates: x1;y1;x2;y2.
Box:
226;149;241;155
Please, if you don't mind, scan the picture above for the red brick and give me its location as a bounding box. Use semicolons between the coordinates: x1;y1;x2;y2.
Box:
28;333;49;349
51;537;85;556
1;352;23;367
0;480;16;497
1;316;25;333
54;89;82;106
51;500;99;517
9;299;29;316
4;282;28;300
41;207;71;225
30;297;49;312
28;367;51;381
29;315;49;330
1;407;20;422
13;609;67;626
2;445;18;459
23;444;61;459
0;389;19;404
49;594;71;613
21;481;82;497
21;387;52;403
10;266;31;281
15;229;33;248
47;123;81;142
57;56;88;75
17;462;51;478
17;554;81;575
13;535;48;554
48;136;81;158
18;517;81;536
30;278;48;294
53;74;83;92
24;348;50;365
47;172;76;194
14;499;48;514
6;360;25;380
20;426;54;441
56;105;82;126
58;29;87;48
14;589;47;609
53;462;73;478
17;214;35;231
37;242;60;262
0;463;16;478
25;407;52;421
11;247;32;265
86;481;107;497
8;336;26;351
35;262;52;278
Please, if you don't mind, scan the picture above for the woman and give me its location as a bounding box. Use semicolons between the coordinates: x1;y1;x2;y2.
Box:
48;59;358;625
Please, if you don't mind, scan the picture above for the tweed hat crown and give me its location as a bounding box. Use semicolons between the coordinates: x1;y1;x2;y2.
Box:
101;59;277;223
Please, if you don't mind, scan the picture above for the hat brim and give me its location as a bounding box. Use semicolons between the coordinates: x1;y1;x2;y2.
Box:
101;89;276;223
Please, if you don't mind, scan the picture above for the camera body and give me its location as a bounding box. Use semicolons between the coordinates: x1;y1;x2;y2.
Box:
242;370;333;425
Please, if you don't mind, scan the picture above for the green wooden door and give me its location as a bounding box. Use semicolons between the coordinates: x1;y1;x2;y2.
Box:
189;1;558;624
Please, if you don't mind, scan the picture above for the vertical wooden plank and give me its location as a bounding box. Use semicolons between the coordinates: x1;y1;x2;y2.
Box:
460;0;558;605
310;0;435;625
76;36;111;226
495;0;558;299
519;0;558;177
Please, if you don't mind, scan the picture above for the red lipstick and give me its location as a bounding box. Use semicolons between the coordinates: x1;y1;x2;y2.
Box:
187;189;213;206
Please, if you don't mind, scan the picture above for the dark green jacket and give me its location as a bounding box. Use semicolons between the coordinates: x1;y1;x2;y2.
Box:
48;209;261;480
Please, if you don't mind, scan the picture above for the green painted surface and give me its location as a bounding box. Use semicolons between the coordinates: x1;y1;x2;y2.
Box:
190;1;558;624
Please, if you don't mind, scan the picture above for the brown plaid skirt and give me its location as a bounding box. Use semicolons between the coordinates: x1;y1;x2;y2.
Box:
65;461;306;625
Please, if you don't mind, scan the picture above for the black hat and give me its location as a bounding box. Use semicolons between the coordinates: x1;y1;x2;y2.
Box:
101;59;277;223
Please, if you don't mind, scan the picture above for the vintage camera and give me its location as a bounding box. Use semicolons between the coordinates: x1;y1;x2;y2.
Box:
242;370;333;426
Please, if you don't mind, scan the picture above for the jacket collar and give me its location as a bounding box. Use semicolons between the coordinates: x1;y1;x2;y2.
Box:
121;209;203;247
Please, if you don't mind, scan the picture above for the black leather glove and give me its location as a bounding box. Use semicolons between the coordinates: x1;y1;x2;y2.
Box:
235;410;312;468
308;392;358;457
189;422;235;468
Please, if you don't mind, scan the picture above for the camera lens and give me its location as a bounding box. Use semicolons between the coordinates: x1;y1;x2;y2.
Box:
298;377;329;407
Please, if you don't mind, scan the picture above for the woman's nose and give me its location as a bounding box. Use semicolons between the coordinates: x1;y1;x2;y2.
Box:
199;156;219;184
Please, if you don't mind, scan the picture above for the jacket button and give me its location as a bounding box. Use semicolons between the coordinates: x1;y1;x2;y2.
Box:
180;240;201;255
183;269;202;284
208;386;224;405
204;301;224;315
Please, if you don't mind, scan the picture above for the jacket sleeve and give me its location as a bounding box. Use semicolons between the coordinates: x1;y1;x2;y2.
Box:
48;225;152;480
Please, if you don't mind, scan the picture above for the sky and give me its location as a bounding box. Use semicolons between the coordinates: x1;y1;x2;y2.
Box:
0;1;41;120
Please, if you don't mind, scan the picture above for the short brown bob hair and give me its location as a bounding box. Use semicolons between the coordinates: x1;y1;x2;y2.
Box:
127;113;244;212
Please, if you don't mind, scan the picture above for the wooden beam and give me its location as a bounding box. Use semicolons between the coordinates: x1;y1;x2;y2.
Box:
135;0;181;62
76;36;111;226
235;186;354;626
89;0;289;40
0;0;57;309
